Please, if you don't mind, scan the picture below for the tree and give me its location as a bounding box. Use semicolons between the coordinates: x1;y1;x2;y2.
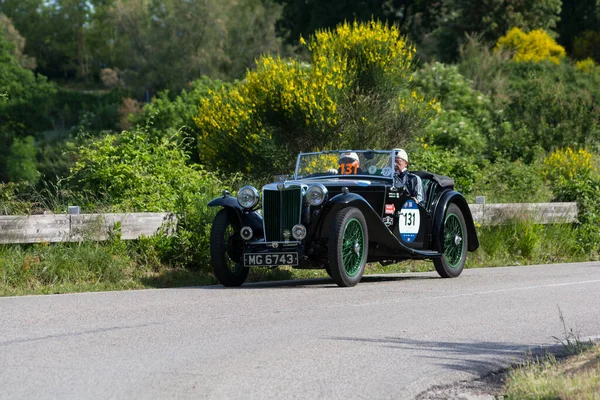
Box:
415;0;562;61
275;0;412;44
0;32;55;182
109;0;283;96
0;13;35;68
558;0;598;53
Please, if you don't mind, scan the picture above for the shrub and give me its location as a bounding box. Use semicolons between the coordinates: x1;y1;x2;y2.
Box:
134;77;232;152
68;126;231;271
413;62;492;156
543;148;594;183
553;175;600;255
488;62;600;162
469;159;552;204
408;140;480;195
575;58;598;73
195;20;437;176
6;136;39;184
496;27;566;64
458;34;511;96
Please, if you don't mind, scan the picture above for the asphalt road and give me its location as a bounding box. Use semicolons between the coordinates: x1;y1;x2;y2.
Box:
1;262;600;399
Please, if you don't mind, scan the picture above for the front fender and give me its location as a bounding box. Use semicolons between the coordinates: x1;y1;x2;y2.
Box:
432;191;479;252
208;196;263;233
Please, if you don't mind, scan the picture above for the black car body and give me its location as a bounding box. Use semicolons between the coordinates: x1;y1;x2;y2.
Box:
208;150;479;287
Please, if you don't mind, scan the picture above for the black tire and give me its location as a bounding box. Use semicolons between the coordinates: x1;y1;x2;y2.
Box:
210;209;249;287
433;203;468;278
328;207;369;287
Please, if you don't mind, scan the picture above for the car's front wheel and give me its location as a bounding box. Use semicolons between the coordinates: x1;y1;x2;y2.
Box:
433;203;468;278
210;209;249;287
328;207;369;287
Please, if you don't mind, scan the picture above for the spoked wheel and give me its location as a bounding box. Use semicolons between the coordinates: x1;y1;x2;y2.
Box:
210;209;249;287
328;207;368;287
433;203;468;278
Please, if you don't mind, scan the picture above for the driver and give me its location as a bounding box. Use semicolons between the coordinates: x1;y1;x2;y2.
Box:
327;152;363;175
394;149;424;206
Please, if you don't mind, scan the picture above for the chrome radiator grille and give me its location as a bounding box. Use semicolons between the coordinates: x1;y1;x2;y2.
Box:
263;187;302;241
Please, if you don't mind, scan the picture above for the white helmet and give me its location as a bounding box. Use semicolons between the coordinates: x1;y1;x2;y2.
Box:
339;152;359;162
394;149;408;162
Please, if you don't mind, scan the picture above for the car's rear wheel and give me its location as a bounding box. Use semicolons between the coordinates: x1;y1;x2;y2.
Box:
210;209;249;287
328;207;368;287
433;203;468;278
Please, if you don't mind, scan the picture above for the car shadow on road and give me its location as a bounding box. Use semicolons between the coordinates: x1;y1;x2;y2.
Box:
325;336;564;375
197;274;438;289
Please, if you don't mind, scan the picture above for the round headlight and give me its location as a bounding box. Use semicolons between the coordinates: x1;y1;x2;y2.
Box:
237;186;259;209
306;184;328;206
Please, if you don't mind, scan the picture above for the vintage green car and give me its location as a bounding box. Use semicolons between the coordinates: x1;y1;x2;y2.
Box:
208;149;479;287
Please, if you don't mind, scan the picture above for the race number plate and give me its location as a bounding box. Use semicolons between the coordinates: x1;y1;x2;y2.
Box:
244;252;299;267
398;200;420;243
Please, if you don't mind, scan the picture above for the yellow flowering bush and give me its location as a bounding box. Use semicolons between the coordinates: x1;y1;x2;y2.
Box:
543;148;594;182
308;20;415;90
496;27;566;64
298;154;339;176
195;20;434;175
575;58;597;74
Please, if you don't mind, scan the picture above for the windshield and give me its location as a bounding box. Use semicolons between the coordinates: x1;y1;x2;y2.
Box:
295;150;394;179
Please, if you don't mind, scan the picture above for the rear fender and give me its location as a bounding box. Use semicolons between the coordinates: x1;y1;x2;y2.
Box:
432;191;479;252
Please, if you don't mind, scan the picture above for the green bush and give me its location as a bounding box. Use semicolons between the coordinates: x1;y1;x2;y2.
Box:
489;62;600;162
195;20;437;176
470;159;552;203
67;126;234;271
6;136;39;184
408;140;480;195
553;175;600;254
0;182;34;215
134;77;233;158
413;62;493;157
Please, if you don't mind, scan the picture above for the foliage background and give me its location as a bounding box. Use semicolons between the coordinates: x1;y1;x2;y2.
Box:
1;0;600;291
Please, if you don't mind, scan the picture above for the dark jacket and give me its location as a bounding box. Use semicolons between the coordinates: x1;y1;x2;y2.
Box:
395;170;424;206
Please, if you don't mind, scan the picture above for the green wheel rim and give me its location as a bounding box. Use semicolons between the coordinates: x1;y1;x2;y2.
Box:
443;213;464;269
342;218;365;277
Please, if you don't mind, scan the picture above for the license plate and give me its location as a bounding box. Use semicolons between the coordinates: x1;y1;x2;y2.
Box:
244;252;299;267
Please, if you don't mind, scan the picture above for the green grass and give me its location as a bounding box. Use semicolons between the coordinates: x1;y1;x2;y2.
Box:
504;345;600;399
0;218;597;297
467;221;591;268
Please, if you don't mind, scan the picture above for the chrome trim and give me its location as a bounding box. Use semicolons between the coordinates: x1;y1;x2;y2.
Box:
294;149;395;179
306;183;328;206
248;240;301;246
237;185;259;209
261;184;303;242
240;226;253;241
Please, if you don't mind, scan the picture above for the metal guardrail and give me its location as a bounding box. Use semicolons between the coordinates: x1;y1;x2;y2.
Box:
0;203;578;244
0;213;177;244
